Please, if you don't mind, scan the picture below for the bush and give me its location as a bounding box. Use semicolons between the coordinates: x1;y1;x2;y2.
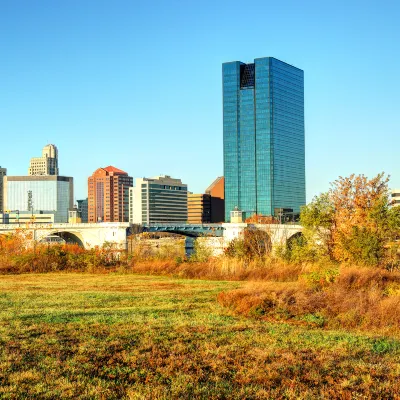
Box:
218;265;400;334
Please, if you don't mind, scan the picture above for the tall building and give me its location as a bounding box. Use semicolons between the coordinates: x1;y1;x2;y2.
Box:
3;175;73;223
223;57;305;221
188;193;211;223
0;166;6;214
88;166;133;223
129;175;188;224
29;144;59;176
205;176;225;223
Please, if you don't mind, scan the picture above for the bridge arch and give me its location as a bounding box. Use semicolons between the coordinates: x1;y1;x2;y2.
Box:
286;231;306;250
37;230;87;248
39;231;85;247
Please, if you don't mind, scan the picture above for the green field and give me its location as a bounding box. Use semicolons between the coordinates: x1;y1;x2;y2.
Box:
0;273;399;399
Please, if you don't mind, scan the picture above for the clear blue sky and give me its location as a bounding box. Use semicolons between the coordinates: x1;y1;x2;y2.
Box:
1;0;399;201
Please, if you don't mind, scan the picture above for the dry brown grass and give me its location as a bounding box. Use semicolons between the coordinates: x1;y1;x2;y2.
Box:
128;256;304;281
218;266;400;335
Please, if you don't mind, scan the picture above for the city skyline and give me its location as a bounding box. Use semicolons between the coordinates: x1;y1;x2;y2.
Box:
1;1;399;201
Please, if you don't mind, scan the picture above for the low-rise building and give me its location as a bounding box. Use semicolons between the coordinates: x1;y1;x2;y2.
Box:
392;189;400;207
1;211;55;224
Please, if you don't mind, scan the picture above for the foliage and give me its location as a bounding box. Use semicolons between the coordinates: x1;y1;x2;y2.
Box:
225;228;272;260
300;173;400;268
218;265;400;335
189;239;213;262
245;213;278;224
0;230;125;274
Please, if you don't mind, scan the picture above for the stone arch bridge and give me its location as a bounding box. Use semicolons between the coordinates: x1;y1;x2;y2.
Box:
0;223;130;250
0;222;303;253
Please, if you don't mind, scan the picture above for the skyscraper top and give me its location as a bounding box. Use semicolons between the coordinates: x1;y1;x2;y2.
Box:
28;144;59;176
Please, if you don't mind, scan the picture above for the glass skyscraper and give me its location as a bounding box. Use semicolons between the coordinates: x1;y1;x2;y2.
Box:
223;57;305;222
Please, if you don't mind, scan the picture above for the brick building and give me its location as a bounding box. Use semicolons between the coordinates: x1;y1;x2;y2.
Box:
206;176;225;223
88;166;133;223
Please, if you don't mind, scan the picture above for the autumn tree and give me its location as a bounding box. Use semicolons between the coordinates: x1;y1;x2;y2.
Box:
225;228;272;259
301;173;400;268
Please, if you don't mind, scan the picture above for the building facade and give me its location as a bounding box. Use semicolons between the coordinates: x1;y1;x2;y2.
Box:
29;144;59;176
77;198;88;222
188;193;211;223
0;166;6;214
129;175;188;224
392;189;400;207
223;57;305;221
205;176;225;223
3;175;73;223
88;166;133;223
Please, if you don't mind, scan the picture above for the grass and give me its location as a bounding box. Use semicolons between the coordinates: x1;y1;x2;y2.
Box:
0;273;400;399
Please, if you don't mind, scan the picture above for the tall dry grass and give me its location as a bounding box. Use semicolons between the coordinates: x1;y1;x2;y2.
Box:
128;256;304;281
217;266;400;335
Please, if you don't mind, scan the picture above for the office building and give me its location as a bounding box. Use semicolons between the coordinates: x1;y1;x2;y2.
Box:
77;198;88;222
0;166;6;214
29;144;59;176
223;57;305;221
3;175;73;223
129;175;187;224
392;189;400;207
188;193;211;223
205;176;225;223
88;166;133;223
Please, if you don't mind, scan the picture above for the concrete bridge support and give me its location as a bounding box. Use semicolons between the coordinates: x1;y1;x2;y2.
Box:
194;223;303;256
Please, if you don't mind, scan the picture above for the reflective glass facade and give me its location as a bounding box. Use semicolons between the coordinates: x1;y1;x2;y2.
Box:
4;176;73;223
223;57;305;221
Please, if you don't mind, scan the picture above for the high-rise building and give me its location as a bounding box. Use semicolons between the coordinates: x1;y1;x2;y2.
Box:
205;176;225;223
88;166;133;223
28;144;59;176
129;175;188;224
188;193;211;223
3;175;73;223
77;198;88;222
223;57;305;221
0;166;6;214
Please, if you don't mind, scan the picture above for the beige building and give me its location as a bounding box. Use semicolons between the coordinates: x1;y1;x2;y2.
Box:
28;144;59;176
0;166;6;213
188;193;211;223
392;189;400;207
